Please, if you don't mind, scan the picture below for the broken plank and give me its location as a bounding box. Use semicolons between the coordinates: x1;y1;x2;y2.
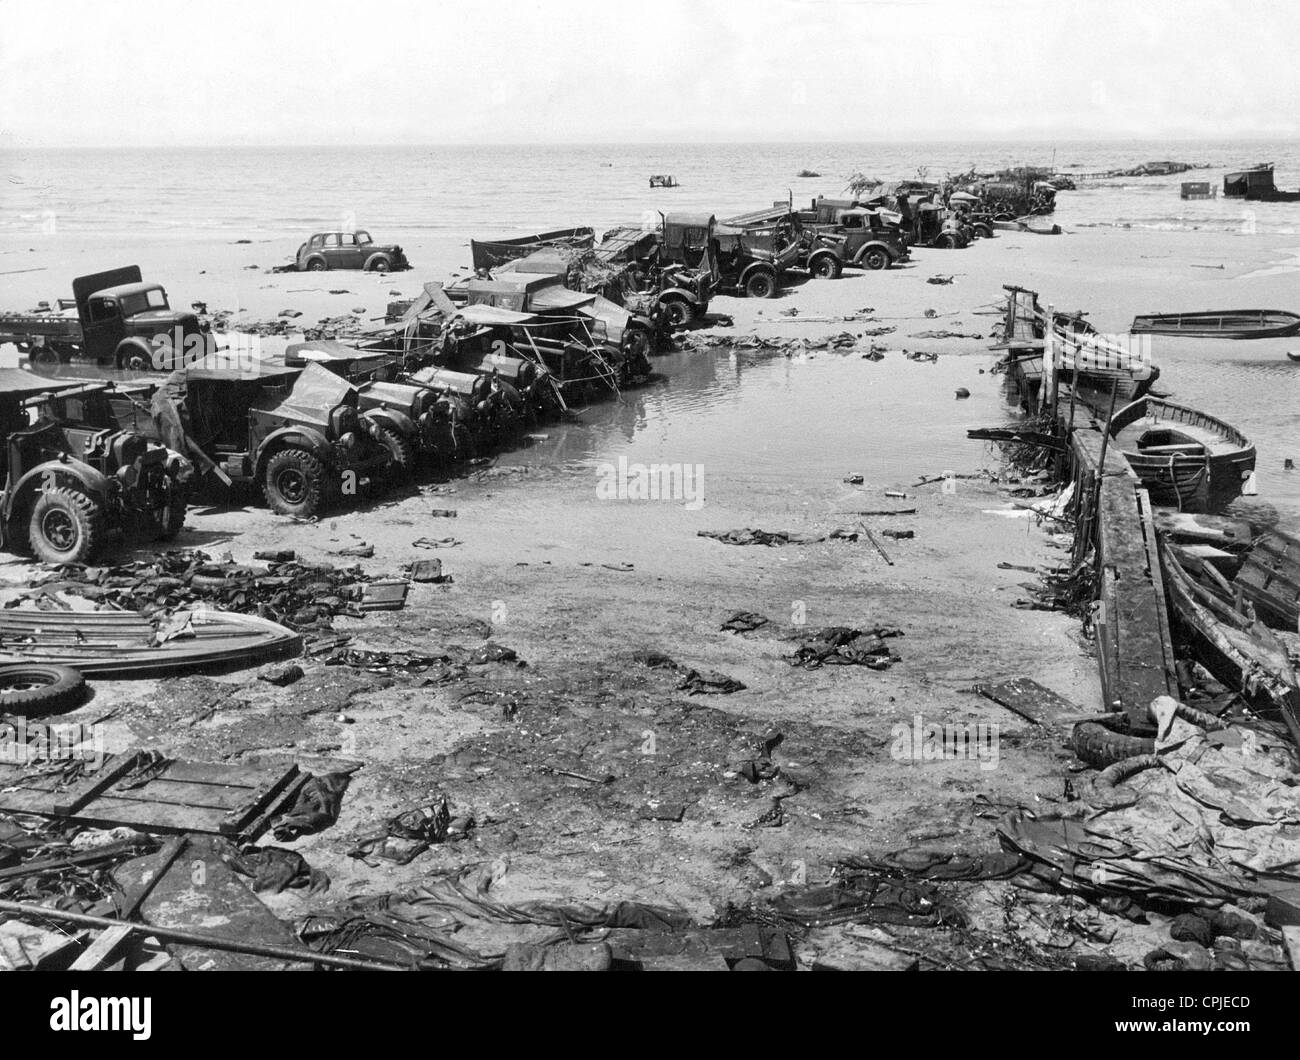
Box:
972;677;1080;727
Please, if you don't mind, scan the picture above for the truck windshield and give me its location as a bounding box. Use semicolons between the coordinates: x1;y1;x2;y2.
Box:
120;288;169;317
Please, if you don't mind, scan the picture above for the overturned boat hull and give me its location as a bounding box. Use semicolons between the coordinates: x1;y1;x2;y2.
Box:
0;609;302;678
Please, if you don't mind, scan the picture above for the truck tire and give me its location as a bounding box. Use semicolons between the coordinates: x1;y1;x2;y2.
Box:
860;247;891;271
28;346;64;369
116;343;154;371
374;425;414;481
624;328;654;360
973;223;994;239
810;254;842;279
263;447;326;518
935;233;961;250
0;664;86;717
745;271;777;299
153;491;188;540
661;299;694;329
28;488;102;564
1071;715;1157;769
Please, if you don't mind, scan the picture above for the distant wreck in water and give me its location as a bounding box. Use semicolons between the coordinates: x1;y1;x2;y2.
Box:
648;174;679;188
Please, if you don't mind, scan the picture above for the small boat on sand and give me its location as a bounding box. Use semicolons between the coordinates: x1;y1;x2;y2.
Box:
1108;397;1256;512
1130;310;1300;339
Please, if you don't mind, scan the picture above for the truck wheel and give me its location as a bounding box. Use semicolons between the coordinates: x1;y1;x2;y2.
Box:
973;223;993;239
29;488;101;564
28;347;63;369
307;258;328;272
374;425;414;481
745;271;777;299
263;448;326;518
152;491;188;540
662;299;694;329
116;345;153;371
0;664;86;717
366;256;392;273
935;233;960;250
861;248;891;271
624;328;654;360
810;254;842;279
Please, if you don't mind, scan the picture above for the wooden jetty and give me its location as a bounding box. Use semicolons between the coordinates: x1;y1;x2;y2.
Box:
1067;426;1178;723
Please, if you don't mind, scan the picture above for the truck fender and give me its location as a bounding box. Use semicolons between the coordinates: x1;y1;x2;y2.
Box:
739;262;775;286
853;240;892;260
5;459;110;525
658;285;701;307
253;426;333;478
361;407;416;439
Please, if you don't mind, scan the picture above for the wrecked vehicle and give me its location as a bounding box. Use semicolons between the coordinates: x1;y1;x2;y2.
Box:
0;266;215;370
462;276;645;389
0;370;193;563
113;362;391;518
294;231;409;272
284;340;476;470
469;227;595;273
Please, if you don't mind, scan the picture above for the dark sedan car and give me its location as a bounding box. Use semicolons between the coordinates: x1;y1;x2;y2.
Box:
294;231;409;272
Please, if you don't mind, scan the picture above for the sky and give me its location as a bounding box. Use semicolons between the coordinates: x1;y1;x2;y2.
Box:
2;0;1299;147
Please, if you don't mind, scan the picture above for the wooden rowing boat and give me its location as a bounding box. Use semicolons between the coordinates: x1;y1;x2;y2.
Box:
1235;528;1300;632
1108;397;1256;512
1130;310;1300;339
1161;545;1300;739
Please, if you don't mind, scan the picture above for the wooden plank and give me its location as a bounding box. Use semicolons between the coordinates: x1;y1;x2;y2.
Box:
219;764;300;836
1138;489;1180;698
86;778;261;811
52;751;142;815
973;677;1080;727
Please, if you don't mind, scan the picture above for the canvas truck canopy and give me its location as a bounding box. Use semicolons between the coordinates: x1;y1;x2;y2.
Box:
267;362;358;422
0;368;91;398
452;304;543;328
528;286;597;312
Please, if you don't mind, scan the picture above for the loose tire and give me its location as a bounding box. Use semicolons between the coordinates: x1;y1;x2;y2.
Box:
28;488;101;564
374;425;414;481
860;247;891;271
662;299;695;329
744;271;777;299
0;664;86;717
1072;715;1157;769
263;448;326;518
810;254;842;279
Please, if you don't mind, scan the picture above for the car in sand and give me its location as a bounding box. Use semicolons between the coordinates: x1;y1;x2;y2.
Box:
294;231;409;273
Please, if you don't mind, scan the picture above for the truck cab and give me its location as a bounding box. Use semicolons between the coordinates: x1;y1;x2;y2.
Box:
73;267;213;370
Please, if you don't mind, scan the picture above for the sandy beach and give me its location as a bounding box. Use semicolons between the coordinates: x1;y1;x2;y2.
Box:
1;210;1295;969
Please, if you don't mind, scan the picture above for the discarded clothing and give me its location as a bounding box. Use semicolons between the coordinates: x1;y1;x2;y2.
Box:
721;611;770;633
227;845;330;894
677;669;746;695
348;798;460;866
788;626;903;670
271;773;352;841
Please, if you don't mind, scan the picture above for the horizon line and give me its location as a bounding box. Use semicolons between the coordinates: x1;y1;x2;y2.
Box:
3;135;1299;152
